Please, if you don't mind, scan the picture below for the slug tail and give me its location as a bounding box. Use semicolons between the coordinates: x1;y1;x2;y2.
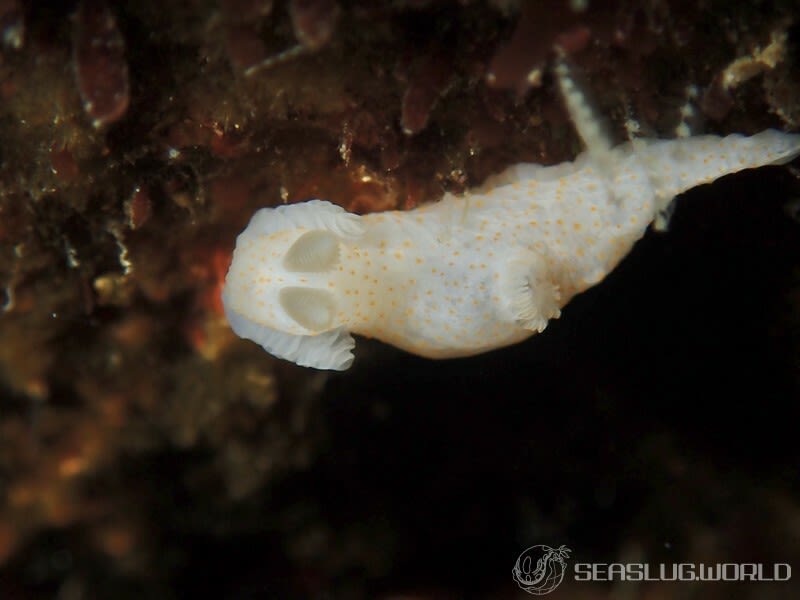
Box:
634;131;800;219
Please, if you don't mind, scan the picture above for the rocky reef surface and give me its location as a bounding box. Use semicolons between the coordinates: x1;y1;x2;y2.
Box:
1;1;799;598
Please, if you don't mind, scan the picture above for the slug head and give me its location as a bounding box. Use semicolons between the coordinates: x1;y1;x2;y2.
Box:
222;200;365;370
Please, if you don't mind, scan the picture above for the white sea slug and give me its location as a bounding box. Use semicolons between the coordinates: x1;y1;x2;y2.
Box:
223;83;800;370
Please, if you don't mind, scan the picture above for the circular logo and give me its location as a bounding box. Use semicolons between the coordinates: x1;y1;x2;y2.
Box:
512;544;571;595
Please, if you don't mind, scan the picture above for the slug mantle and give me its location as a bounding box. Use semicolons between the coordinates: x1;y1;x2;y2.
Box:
223;64;800;370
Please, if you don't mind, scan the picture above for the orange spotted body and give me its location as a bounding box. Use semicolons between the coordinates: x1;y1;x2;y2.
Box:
223;130;800;370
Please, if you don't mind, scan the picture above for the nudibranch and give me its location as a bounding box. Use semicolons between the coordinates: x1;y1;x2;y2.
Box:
223;73;800;370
